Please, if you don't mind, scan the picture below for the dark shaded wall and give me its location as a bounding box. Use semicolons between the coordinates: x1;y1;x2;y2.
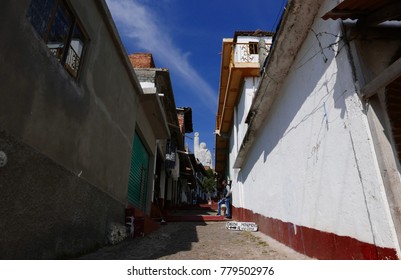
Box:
0;0;142;258
0;129;124;259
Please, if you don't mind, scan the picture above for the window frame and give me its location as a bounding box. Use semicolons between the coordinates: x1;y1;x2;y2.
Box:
27;0;89;80
249;42;258;55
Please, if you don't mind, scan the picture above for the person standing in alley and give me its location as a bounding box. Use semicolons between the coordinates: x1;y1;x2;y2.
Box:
217;180;232;219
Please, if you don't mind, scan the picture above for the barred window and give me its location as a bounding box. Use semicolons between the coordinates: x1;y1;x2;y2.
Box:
27;0;87;78
249;42;258;55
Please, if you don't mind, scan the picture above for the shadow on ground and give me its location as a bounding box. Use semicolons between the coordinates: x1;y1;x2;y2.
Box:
78;204;311;260
78;221;207;260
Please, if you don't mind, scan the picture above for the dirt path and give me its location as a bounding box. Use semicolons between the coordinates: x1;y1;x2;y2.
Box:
79;221;311;260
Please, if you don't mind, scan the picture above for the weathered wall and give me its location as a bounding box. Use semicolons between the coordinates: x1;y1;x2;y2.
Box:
0;0;142;258
0;130;123;259
347;24;401;258
229;2;399;259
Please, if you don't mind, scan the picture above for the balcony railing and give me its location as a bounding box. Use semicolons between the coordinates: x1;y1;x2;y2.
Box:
65;46;81;77
48;45;81;77
232;42;271;64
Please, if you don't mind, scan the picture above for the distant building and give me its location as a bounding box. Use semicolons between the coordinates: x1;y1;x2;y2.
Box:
128;58;204;210
129;52;189;211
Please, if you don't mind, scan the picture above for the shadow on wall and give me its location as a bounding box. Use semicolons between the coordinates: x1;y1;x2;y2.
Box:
0;129;124;259
239;28;354;184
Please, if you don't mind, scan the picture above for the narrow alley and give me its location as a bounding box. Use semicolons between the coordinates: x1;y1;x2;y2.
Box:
78;205;310;260
2;0;401;262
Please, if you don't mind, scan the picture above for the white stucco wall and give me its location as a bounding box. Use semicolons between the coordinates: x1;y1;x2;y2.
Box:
139;81;155;89
230;15;398;250
234;36;272;63
236;78;259;152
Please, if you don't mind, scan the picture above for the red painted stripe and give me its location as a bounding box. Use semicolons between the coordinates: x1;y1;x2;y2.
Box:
167;215;228;222
232;206;399;260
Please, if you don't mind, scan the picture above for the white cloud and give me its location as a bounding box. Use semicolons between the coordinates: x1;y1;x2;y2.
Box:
106;0;217;112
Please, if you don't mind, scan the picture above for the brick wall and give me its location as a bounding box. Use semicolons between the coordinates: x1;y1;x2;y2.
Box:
129;53;155;68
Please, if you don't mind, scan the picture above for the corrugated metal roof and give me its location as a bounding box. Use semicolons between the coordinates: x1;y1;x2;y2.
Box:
322;0;400;23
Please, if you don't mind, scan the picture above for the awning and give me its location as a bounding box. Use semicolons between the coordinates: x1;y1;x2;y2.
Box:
322;0;401;26
322;0;401;100
178;152;197;188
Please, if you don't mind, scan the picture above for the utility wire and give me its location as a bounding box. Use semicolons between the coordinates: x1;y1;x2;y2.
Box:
271;0;287;31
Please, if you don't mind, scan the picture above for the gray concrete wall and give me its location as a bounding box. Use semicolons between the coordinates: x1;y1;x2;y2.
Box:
0;129;124;259
0;0;143;258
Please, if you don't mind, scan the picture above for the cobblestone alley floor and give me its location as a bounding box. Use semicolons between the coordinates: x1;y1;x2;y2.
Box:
79;221;312;260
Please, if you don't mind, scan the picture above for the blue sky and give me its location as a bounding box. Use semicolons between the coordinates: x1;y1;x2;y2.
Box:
106;0;286;161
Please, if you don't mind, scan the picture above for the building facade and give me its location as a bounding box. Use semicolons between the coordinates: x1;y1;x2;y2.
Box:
215;0;401;259
215;30;273;176
129;53;185;213
0;0;168;258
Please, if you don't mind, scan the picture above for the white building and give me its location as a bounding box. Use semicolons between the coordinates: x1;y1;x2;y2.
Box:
215;30;274;174
215;0;401;260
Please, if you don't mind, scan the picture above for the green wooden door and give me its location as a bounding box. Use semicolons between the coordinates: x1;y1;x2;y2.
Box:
128;132;149;211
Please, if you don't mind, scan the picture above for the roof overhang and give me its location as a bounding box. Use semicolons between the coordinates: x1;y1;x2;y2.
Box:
322;0;401;27
322;0;401;100
139;94;170;139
